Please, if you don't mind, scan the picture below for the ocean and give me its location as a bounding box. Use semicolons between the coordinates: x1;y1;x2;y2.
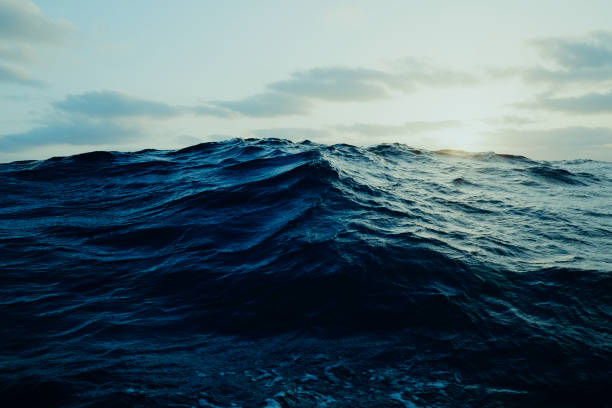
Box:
1;138;611;407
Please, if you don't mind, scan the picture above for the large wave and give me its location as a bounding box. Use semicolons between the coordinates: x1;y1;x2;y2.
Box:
1;138;611;407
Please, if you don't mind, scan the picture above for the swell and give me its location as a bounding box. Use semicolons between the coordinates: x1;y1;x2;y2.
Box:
0;138;611;406
1;138;610;330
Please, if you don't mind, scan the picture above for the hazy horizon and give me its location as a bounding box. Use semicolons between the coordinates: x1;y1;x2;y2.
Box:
2;0;612;162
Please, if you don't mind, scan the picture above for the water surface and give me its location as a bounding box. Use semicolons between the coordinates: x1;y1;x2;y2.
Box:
1;138;611;407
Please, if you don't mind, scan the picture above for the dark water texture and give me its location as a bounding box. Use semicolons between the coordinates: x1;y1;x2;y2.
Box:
1;138;611;407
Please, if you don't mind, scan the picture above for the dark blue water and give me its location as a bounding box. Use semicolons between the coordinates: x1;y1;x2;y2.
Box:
1;138;611;407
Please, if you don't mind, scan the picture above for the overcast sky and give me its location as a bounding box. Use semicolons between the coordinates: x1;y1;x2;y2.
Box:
2;0;612;162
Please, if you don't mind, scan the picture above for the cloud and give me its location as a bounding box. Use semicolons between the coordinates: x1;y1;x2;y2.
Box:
0;0;74;87
54;60;475;122
212;59;477;117
0;119;142;152
513;31;612;85
1;90;184;154
268;67;394;102
0;63;43;86
53;90;244;119
212;92;312;117
0;43;36;63
0;0;73;44
335;120;462;137
531;31;612;70
268;61;476;102
53;91;182;118
521;66;612;84
500;32;612;116
0;86;268;155
484;116;537;126
393;57;479;87
526;90;612;114
189;105;237;118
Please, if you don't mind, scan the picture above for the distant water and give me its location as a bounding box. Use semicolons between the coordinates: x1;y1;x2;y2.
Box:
1;138;611;407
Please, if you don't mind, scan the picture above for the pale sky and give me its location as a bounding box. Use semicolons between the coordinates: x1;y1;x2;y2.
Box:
2;0;612;162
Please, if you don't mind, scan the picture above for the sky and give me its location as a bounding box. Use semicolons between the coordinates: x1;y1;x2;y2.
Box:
2;0;612;162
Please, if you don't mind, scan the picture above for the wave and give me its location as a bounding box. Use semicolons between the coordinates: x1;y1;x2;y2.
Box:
1;138;611;407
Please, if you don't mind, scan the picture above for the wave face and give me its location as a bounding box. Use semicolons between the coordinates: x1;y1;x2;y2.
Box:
1;138;611;407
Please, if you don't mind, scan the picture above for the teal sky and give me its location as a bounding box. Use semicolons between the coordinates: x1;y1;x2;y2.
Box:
2;0;612;162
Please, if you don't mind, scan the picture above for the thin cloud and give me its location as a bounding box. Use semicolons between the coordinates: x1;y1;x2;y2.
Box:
522;66;612;83
0;0;74;44
55;90;243;119
336;120;462;137
392;57;479;87
268;67;394;102
212;92;312;117
484;116;538;126
499;32;612;116
1;90;185;153
514;31;612;85
212;59;477;117
269;61;478;102
0;44;36;63
58;59;478;121
0;0;74;87
54;91;182;118
190;105;238;118
0;119;142;152
0;63;43;86
531;31;612;70
527;91;612;114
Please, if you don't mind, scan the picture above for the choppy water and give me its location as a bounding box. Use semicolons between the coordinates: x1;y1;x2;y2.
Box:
1;138;611;407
